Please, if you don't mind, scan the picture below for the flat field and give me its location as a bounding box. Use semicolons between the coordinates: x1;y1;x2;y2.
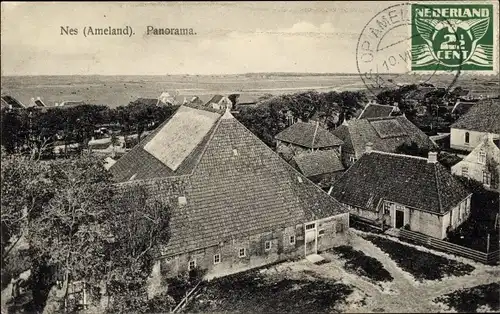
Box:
2;73;497;108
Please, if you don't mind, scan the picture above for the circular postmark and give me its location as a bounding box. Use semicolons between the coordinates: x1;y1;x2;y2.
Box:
356;3;462;97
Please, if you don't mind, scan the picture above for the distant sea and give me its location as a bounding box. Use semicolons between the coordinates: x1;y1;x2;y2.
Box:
0;74;368;108
1;73;493;108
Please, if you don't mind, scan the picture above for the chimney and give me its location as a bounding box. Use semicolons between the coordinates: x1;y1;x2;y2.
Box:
37;97;41;100
427;151;438;163
365;142;373;154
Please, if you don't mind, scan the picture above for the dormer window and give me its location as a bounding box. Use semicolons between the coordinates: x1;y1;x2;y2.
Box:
233;149;238;156
297;176;303;183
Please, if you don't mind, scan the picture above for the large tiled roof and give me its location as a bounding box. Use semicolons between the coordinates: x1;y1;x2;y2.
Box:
358;104;395;119
114;107;348;257
275;121;343;149
450;99;500;134
332;116;436;158
293;150;344;178
330;151;471;214
109;106;221;182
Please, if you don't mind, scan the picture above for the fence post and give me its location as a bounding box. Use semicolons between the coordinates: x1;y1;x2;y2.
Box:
486;233;490;253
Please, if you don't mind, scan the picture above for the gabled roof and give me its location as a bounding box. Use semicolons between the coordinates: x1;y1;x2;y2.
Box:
358;103;395;119
451;99;500;134
330;151;471;214
205;95;224;106
453;134;500;167
332;116;436;158
293;150;345;178
451;101;476;115
114;106;348;256
27;97;46;108
275;121;343;149
1;95;24;108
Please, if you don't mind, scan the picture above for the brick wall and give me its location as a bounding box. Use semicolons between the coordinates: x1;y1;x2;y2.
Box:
158;214;349;280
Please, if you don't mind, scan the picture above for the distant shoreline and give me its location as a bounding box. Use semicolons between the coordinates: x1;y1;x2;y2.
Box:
1;72;403;78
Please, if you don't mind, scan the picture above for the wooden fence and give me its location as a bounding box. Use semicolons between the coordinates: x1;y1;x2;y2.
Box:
171;280;202;313
399;229;499;265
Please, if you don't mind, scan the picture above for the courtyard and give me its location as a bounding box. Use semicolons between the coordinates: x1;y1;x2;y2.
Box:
184;232;500;313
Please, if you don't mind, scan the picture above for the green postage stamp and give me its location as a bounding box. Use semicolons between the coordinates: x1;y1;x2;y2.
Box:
411;2;498;73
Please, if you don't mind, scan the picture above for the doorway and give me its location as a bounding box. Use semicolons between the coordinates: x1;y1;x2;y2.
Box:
304;223;317;256
395;210;404;228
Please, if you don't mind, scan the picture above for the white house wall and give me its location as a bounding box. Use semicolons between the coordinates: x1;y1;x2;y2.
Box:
450;128;499;151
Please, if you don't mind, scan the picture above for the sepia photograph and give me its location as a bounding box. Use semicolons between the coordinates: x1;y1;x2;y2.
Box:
1;1;499;313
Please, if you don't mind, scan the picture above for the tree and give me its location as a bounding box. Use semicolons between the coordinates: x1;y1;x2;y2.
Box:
1;152;54;263
27;154;115;312
395;142;430;158
104;185;172;312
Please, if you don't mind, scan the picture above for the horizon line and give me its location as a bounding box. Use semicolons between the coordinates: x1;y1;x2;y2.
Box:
0;72;408;77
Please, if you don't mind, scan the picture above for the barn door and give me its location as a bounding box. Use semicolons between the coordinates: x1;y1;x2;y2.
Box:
304;222;317;256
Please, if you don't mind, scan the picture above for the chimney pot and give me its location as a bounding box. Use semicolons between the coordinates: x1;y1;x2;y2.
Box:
365;142;373;154
427;151;438;163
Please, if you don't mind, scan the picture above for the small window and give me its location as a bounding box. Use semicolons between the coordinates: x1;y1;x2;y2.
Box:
239;248;246;258
178;196;187;206
305;223;316;230
289;235;296;244
188;259;196;270
491;173;498;189
318;229;325;237
465;132;470;144
478;151;486;164
336;222;344;233
462;166;469;177
213;254;220;264
264;241;271;251
383;202;392;215
483;171;491;185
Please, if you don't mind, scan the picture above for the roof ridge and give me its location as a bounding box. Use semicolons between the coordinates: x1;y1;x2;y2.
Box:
115;174;190;186
371;150;428;161
311;121;320;148
433;163;443;212
366;116;398;121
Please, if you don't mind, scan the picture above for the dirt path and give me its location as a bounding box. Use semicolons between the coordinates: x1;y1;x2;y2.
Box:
314;233;500;313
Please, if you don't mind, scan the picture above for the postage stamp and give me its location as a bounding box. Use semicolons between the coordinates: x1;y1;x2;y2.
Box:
411;3;497;73
356;1;498;95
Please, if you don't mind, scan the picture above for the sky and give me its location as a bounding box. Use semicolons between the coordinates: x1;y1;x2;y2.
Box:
0;1;436;75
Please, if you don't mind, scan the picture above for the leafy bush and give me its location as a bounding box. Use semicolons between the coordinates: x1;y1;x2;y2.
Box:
332;246;393;282
434;282;500;312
